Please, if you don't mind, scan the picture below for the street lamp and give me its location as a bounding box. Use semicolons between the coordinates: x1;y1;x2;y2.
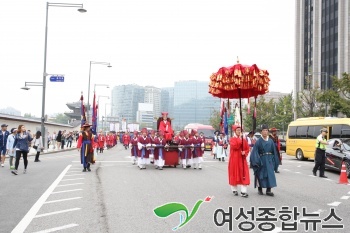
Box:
97;95;109;132
40;2;86;150
87;61;112;123
21;82;43;90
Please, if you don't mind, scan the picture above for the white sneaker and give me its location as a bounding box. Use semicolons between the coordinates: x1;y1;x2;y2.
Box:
1;163;4;167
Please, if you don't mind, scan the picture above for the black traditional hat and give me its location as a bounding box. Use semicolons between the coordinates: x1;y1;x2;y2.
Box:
261;124;269;130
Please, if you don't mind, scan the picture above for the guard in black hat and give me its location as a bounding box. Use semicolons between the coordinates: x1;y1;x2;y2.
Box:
312;128;329;178
250;124;280;196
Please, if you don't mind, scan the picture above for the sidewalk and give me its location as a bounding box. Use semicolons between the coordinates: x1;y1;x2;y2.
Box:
5;142;78;158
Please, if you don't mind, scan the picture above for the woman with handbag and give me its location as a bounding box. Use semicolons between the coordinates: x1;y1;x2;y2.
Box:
12;124;33;175
33;131;44;162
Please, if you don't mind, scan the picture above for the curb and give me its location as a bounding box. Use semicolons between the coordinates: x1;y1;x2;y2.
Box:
5;147;77;158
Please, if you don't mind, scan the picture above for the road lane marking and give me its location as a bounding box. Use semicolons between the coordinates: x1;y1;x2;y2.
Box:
34;208;81;218
64;174;85;177
66;171;82;174
308;175;317;178
51;189;83;194
61;178;84;181
57;183;84;187
72;160;133;163
297;165;301;167
295;172;301;174
340;196;350;200
282;169;290;171
11;165;72;233
33;223;79;233
327;202;341;207
44;197;82;204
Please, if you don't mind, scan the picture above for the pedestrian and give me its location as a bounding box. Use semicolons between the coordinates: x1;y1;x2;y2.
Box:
0;123;10;167
228;125;250;197
61;131;66;149
33;131;44;162
269;127;282;173
47;132;51;149
250;124;279;196
98;130;106;153
212;130;219;159
52;131;57;149
178;130;193;169
216;132;228;162
66;132;73;148
154;130;167;170
12;124;33;175
77;123;94;172
56;130;62;149
6;128;17;169
122;131;130;150
312;128;329;178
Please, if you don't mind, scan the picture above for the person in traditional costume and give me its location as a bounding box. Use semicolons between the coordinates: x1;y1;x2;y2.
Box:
191;130;204;170
250;124;279;196
122;131;131;150
178;130;193;169
212;130;220;159
154;130;167;170
158;112;173;141
149;130;157;165
77;123;95;172
269;127;282;173
137;128;151;169
97;130;106;153
130;131;139;165
216;132;228;162
173;131;184;165
228;125;250;197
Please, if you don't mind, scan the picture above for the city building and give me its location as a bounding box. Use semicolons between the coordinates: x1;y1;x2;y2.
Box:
144;86;161;118
0;107;21;116
161;87;174;117
136;103;154;127
295;0;349;93
172;80;220;130
111;84;145;123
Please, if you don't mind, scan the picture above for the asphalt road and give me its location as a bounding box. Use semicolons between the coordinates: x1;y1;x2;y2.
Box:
1;145;349;233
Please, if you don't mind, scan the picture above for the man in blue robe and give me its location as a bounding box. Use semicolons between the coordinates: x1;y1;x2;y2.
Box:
250;124;279;196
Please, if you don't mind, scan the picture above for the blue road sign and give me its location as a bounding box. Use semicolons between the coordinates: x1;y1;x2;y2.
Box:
50;75;64;82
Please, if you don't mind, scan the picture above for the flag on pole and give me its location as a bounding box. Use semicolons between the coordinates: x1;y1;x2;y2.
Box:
92;92;97;135
80;92;86;127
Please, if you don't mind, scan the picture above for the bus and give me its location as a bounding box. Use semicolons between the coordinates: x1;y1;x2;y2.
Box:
184;123;215;151
286;117;350;160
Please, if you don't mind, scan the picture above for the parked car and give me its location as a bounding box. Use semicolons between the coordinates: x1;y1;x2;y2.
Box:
325;138;350;178
280;139;286;152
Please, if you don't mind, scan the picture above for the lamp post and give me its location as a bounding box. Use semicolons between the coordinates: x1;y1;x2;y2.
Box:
97;95;109;132
87;61;112;123
40;2;86;151
308;71;328;116
104;103;111;131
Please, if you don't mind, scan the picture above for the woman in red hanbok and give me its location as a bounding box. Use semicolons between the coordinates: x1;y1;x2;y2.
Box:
228;125;250;197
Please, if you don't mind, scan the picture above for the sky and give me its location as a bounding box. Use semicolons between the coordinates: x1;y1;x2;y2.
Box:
0;0;295;118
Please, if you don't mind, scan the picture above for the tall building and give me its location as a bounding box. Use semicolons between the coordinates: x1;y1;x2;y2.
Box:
161;87;174;117
173;80;220;130
295;0;349;93
144;86;161;118
111;84;145;123
136;103;154;127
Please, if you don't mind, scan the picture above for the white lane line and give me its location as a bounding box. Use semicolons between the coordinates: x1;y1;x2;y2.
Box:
308;175;317;178
66;171;82;174
327;202;341;207
297;165;301;167
61;178;85;181
325;179;332;181
11;165;72;233
35;208;81;218
57;183;84;187
72;160;130;163
51;189;83;194
340;196;350;200
283;169;290;171
33;223;79;233
295;172;301;174
44;197;82;204
64;174;85;177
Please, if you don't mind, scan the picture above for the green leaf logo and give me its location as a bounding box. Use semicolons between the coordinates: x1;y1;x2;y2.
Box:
153;196;213;231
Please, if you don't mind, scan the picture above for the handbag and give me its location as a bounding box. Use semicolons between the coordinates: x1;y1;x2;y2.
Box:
33;139;38;149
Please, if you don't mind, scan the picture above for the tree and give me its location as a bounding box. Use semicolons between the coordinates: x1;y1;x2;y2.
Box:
209;109;221;131
52;113;70;124
318;73;350;116
23;113;36;118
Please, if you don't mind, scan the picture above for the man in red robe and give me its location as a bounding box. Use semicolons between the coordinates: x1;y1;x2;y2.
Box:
191;130;204;170
97;130;106;153
228;125;250;197
137;128;151;170
122;131;131;150
158;112;173;141
178;130;193;169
